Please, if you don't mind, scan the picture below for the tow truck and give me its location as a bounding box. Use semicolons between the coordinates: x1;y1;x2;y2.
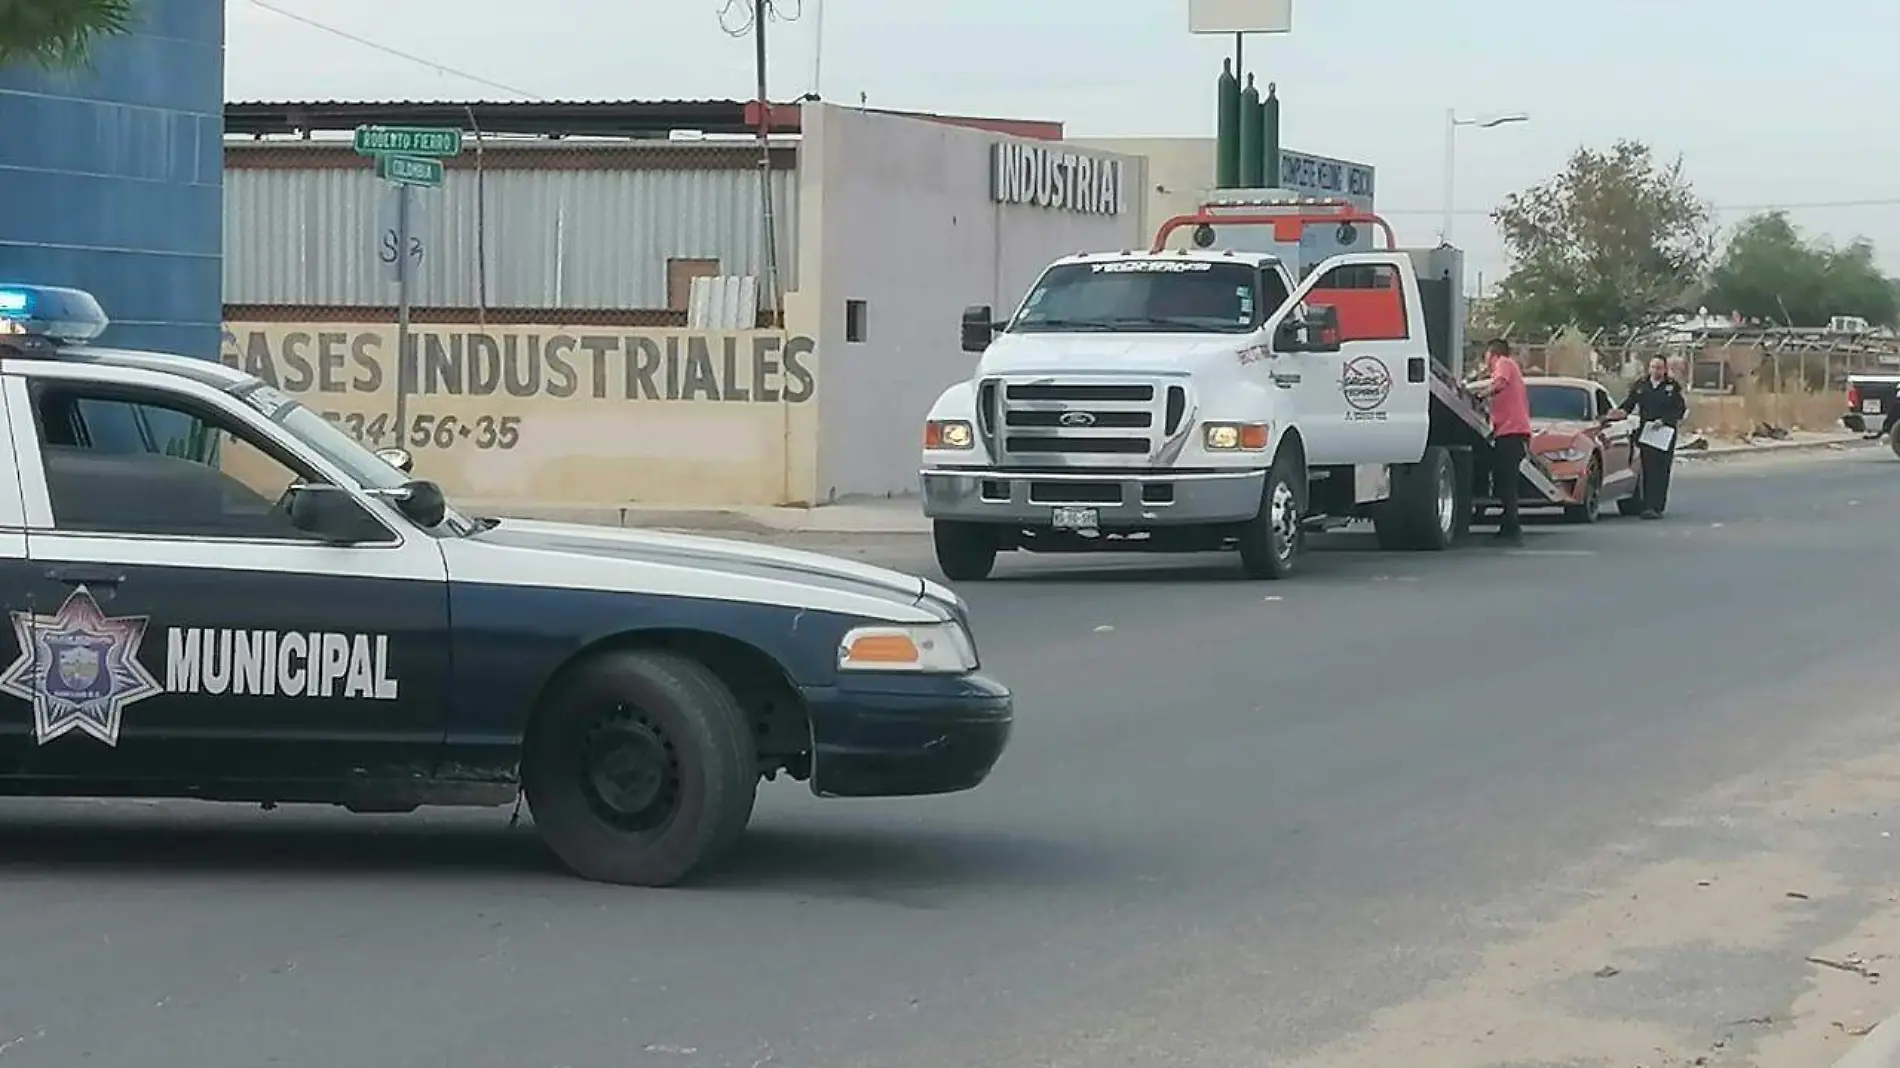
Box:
0;283;1011;886
920;199;1566;579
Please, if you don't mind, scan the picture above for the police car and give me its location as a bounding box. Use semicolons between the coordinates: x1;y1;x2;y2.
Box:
0;284;1012;886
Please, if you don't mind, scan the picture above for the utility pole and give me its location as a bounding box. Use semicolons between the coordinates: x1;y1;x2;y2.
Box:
754;0;783;323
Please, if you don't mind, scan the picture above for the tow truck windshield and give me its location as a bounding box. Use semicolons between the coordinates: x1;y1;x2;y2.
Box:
1009;260;1263;335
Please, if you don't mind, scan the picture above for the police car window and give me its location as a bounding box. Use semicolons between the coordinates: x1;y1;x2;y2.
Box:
1011;261;1261;334
231;384;478;535
30;385;339;541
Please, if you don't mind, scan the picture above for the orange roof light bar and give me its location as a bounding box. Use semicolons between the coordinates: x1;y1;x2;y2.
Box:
1151;201;1399;253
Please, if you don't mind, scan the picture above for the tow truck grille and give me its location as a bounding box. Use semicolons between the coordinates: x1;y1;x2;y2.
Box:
980;376;1191;468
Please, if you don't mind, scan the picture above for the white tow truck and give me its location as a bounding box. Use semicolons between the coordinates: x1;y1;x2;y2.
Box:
919;199;1565;580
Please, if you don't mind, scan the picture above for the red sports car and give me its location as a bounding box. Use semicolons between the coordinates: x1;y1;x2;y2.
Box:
1523;376;1642;522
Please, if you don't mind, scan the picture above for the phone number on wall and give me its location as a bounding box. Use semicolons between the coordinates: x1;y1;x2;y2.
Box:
320;411;522;450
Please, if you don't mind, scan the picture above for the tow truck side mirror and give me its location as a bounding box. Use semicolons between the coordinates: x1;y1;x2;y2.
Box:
287;483;389;543
1273;305;1341;354
961;305;999;353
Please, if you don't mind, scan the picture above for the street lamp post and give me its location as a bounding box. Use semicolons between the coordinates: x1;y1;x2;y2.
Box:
1441;108;1529;244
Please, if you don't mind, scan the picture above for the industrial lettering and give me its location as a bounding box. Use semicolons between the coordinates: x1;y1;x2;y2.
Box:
990;142;1122;215
166;627;398;700
219;328;815;403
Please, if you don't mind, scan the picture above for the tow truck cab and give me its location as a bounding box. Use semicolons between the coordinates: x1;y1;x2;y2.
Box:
920;198;1565;581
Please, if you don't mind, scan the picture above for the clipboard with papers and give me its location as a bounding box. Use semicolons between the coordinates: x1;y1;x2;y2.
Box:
1637;421;1676;451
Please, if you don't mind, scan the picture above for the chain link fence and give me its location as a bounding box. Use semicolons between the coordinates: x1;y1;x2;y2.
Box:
1468;327;1897;438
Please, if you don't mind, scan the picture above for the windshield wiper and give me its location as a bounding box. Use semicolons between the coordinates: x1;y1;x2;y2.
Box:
1101;315;1233;331
1014;318;1117;332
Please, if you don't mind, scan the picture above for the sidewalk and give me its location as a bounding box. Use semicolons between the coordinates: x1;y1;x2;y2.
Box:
486;431;1875;537
1679;428;1872;460
483;497;933;536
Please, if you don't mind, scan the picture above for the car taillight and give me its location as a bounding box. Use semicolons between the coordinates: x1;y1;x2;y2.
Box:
1848;383;1861;408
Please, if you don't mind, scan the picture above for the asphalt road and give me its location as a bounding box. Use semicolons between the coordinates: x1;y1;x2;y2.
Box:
1;448;1895;1068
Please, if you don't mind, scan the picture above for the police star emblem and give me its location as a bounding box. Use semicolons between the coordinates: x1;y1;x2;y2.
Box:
0;585;162;746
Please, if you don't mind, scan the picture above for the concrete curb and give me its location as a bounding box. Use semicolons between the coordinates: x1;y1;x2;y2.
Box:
1678;436;1875;462
1831;1007;1900;1068
485;438;1871;537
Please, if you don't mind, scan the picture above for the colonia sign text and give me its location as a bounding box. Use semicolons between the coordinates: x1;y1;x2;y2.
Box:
991;142;1123;216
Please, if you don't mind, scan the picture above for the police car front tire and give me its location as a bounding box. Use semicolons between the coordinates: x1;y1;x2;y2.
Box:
523;649;759;887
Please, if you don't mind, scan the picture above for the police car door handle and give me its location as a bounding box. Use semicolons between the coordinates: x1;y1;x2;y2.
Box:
45;566;125;587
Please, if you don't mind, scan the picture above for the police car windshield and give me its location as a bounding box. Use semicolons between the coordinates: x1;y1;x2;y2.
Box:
1010;260;1261;335
231;383;480;534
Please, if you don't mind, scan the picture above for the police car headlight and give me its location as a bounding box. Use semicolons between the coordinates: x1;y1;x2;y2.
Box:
838;622;977;674
925;419;974;450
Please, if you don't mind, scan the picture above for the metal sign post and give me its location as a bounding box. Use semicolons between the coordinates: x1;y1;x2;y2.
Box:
355;124;460;454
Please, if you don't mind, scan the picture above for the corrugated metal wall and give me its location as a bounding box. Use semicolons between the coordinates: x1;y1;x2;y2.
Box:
224;162;798;310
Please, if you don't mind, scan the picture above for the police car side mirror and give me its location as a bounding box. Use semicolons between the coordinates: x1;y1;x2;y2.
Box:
393;479;446;528
375;446;414;473
287;483;388;543
961;305;998;353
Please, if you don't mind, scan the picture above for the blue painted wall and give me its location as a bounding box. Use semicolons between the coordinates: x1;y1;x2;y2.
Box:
0;0;223;358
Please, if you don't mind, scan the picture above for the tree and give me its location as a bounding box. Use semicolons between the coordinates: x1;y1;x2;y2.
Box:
1489;140;1715;339
0;0;137;71
1704;212;1898;328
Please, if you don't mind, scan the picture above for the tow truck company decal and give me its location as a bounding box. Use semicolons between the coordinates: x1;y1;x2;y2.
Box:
1341;355;1392;421
1090;261;1213;273
0;586;163;747
167;629;398;701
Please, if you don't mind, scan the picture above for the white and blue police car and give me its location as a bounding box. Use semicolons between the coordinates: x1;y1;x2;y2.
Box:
0;284;1012;886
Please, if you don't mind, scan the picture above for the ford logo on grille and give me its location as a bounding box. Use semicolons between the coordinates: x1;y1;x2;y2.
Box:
1058;411;1096;427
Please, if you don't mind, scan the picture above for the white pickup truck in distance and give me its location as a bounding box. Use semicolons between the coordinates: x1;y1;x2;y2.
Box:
919;202;1562;581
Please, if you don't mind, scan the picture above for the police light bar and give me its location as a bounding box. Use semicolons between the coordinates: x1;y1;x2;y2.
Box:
0;284;110;346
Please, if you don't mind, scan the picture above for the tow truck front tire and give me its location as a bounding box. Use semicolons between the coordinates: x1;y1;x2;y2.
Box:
933;521;998;581
1238;449;1305;579
1374;446;1459;551
523;649;758;887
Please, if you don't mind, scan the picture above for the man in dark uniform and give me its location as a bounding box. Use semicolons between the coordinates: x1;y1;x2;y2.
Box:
1621;356;1688;519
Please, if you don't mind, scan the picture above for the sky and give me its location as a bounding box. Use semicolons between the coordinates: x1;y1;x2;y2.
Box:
224;0;1900;290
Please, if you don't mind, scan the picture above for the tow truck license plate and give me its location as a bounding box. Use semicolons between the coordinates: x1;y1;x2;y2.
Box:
1051;506;1099;530
1865;399;1883;414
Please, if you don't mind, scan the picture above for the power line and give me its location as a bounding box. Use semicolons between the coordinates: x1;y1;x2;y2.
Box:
716;0;800;37
243;0;542;100
1385;197;1900;218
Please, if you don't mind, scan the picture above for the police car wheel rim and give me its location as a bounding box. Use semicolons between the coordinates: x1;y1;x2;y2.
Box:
581;707;680;831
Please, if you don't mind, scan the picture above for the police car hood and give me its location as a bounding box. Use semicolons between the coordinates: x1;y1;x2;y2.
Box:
462;517;934;613
979;331;1248;376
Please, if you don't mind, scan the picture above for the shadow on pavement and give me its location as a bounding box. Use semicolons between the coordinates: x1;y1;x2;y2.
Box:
0;805;1102;893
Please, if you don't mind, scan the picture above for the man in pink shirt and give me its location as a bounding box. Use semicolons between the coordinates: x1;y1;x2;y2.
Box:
1466;338;1532;545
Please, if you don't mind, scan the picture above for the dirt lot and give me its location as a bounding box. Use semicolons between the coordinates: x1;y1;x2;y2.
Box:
1282;719;1900;1068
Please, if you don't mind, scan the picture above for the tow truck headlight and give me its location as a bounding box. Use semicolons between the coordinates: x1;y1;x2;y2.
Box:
924;419;974;450
1202;421;1270;451
838;622;978;674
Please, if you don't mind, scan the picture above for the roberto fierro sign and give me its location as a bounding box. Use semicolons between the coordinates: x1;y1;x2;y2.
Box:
990;141;1123;216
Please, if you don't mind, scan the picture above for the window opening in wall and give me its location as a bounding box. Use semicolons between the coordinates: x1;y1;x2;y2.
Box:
845;299;868;343
667;258;721;311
